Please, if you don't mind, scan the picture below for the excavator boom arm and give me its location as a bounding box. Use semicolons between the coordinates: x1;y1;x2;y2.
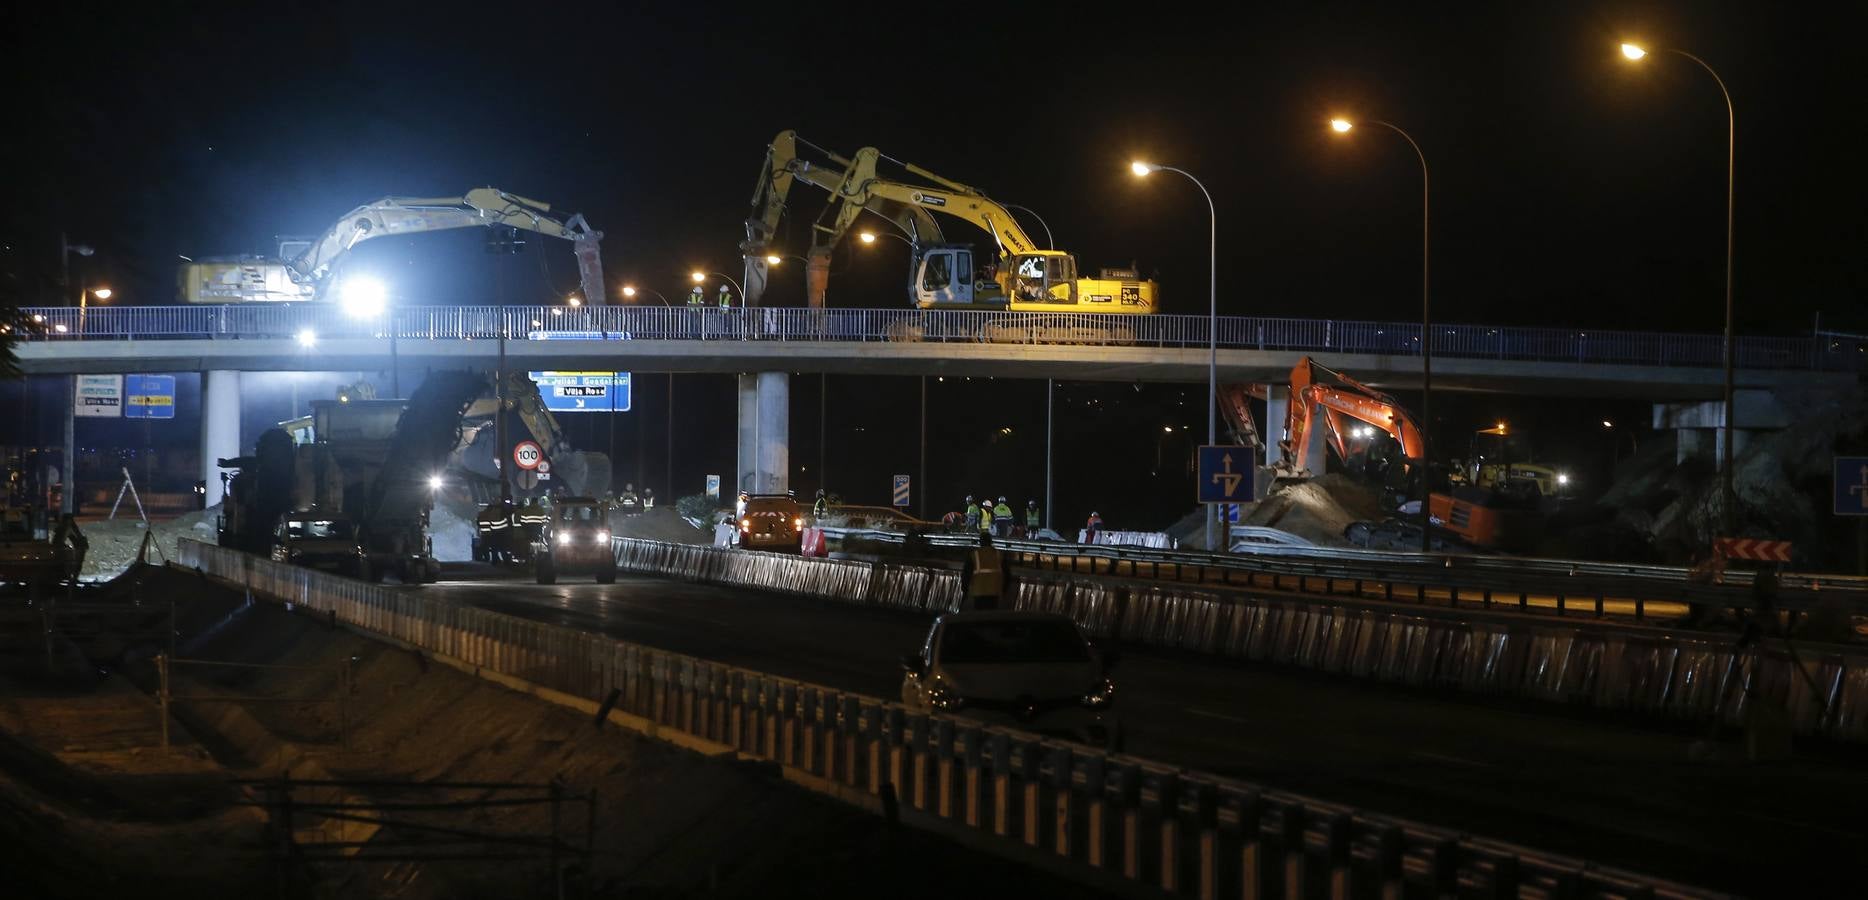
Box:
294;187;606;303
1280;357;1426;476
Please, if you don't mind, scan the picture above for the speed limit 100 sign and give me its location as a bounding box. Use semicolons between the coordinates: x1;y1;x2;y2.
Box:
513;441;544;471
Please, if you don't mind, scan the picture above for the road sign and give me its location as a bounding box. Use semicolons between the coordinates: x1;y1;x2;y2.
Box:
1713;537;1793;563
1196;445;1253;504
1835;456;1868;516
530;371;631;413
893;475;911;508
706;475;721;499
123;374;176;420
513;440;544;471
1217;502;1241;524
74;374;122;418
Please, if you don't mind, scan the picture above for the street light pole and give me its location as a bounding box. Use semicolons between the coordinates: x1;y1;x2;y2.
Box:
58;235;96;517
1621;43;1738;534
1130;162;1218;551
1330;119;1433;553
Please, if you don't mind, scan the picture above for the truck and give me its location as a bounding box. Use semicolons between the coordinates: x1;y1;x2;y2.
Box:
531;497;616;584
220;371;487;582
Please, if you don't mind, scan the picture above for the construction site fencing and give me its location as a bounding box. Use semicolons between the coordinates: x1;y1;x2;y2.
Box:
23;304;1863;371
172;539;1725;900
610;537;962;613
1013;571;1868;744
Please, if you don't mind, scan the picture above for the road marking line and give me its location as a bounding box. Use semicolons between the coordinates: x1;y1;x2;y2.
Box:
1182;707;1251;724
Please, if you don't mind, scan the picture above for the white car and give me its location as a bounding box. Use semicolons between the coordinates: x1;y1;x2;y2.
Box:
900;611;1122;751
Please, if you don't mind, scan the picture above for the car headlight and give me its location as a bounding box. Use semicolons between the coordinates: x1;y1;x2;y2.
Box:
557;532;571;546
927;683;966;711
1080;678;1116;709
1556;473;1570;486
595;530;610;542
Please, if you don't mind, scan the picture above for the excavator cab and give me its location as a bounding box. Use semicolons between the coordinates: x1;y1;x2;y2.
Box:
912;244;996;308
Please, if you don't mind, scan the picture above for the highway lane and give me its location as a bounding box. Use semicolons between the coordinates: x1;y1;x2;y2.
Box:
418;566;1868;894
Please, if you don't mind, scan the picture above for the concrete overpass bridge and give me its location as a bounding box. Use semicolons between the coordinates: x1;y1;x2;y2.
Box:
15;304;1863;503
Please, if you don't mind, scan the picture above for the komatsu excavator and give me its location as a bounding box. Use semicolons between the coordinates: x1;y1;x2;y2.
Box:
742;131;1157;313
181;187;606;304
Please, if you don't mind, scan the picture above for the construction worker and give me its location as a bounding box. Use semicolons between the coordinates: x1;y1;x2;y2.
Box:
963;495;980;532
979;498;995;535
813;488;828;520
642;488;655;510
1085;511;1103;541
688;284;706;307
717;282;734;309
992;496;1013;538
964;530;1006;610
1025;499;1041;536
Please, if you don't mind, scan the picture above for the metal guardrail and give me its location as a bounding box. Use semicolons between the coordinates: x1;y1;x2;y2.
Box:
611;538;962;613
819;526;1868;624
651;534;1868;742
21;304;1865;370
173;539;1727;899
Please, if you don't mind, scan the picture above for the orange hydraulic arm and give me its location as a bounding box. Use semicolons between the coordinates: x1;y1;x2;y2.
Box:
1279;357;1425;476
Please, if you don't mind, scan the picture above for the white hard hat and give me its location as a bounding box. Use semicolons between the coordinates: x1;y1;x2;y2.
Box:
997;496;1006;503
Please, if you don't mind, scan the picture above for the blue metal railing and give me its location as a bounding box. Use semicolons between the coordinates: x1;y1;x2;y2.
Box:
18;304;1864;370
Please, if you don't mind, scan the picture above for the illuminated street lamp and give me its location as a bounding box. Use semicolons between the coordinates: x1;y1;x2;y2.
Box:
1619;39;1739;534
339;275;396;394
622;285;671;306
1329;116;1434;553
567;294;583;308
92;288;112;300
1131;159;1219;550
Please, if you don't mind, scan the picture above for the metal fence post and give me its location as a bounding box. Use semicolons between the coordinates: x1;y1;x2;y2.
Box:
157;653;171;748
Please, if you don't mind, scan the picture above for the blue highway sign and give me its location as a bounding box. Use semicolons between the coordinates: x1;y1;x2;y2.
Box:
124;375;176;419
1196;445;1254;504
1836;456;1868;516
893;475;911;508
531;371;630;413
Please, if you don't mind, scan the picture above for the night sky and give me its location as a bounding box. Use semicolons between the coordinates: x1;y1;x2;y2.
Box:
5;2;1863;526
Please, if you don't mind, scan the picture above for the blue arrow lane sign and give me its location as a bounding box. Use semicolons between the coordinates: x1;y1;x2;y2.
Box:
1836;456;1868;516
1197;445;1254;504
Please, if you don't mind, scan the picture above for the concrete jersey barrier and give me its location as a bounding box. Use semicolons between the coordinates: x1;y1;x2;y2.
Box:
174;539;1727;900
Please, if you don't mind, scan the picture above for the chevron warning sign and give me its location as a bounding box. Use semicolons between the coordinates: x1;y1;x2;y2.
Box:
1713;537;1793;563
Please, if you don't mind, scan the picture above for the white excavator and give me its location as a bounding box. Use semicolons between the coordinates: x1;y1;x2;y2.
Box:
742;131;1157;314
180;186;606;304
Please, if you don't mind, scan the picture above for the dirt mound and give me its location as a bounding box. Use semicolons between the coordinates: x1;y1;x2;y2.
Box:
78;508;219;581
1242;474;1385;547
611;506;710;545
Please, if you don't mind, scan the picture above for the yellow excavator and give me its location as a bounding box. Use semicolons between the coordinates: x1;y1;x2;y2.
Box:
180;187;606;304
742;131;1158;313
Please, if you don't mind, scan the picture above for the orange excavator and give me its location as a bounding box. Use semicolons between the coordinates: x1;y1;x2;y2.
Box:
1240;358;1540;551
1275;358;1425;482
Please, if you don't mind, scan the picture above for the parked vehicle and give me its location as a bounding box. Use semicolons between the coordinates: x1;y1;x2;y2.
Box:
737;493;805;553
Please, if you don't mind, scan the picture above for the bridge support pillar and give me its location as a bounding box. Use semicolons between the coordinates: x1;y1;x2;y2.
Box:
755;371;790;494
736;372;790;494
1654;391;1787;470
200;370;241;507
1263;386;1287;468
737;375;758;495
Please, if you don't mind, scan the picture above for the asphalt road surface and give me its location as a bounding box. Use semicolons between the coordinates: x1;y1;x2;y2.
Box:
417;565;1867;895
